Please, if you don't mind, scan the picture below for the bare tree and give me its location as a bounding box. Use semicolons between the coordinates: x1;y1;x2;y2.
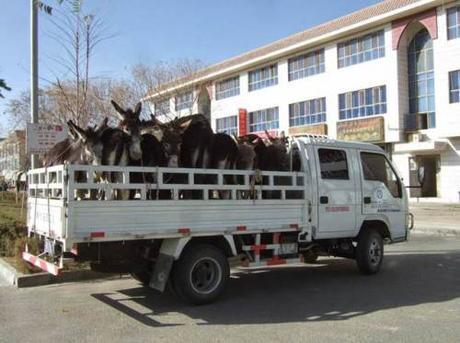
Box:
0;78;11;99
3;78;131;130
43;0;110;127
130;59;206;120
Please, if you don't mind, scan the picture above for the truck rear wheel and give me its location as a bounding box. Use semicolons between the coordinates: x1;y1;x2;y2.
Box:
171;244;229;305
356;228;384;275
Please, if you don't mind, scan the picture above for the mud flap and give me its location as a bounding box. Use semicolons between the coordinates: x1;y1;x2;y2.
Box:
149;253;174;292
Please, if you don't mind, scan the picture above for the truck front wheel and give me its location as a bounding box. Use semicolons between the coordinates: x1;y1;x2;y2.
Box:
171;244;229;305
355;228;384;275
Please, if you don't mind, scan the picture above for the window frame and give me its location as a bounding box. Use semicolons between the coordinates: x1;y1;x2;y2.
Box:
339;85;387;120
360;152;402;198
447;6;460;40
318;148;350;180
337;30;385;68
154;98;170;116
215;76;240;100
175;91;193;111
449;70;460;103
289;97;326;127
215;115;238;135
248;107;279;133
248;64;278;92
288;49;325;81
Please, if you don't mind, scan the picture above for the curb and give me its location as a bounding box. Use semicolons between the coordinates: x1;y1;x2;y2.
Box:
412;227;460;236
0;258;120;288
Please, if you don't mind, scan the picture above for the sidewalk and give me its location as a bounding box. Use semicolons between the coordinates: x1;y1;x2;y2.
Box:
409;202;460;236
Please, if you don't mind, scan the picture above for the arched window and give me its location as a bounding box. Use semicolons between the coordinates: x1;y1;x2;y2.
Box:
408;28;435;128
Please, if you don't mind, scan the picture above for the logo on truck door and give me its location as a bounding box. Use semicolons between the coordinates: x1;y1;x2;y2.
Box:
372;187;401;212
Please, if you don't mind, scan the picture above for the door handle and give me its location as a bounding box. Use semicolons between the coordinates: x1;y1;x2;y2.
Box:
364;196;371;204
320;196;328;204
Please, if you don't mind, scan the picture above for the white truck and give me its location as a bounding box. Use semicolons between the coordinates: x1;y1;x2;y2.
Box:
24;136;413;304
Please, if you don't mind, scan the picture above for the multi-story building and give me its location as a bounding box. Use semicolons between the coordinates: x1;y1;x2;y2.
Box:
145;0;460;202
0;130;27;180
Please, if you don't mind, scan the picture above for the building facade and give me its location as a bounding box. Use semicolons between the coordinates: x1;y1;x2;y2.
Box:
146;0;460;202
0;130;27;181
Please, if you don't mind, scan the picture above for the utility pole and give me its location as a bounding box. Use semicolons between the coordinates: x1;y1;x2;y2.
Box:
30;0;39;169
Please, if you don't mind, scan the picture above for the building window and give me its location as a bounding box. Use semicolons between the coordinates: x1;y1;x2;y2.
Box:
216;116;238;135
407;28;435;129
288;49;325;81
248;64;278;91
450;70;460;103
249;107;279;132
154;98;170;116
289;97;326;127
216;76;240;100
339;86;387;120
447;6;460;40
318;148;349;180
175;91;193;111
337;30;385;68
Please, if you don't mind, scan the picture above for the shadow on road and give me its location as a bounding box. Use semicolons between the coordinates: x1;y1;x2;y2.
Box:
91;251;460;327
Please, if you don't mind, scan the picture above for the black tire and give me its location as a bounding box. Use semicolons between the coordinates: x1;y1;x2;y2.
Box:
171;244;229;305
356;228;384;275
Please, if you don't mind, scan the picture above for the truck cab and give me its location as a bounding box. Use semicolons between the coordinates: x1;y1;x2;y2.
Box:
295;137;409;243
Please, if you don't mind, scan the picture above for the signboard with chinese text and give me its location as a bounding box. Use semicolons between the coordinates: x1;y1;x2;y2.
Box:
289;123;328;136
336;117;384;142
26;123;68;154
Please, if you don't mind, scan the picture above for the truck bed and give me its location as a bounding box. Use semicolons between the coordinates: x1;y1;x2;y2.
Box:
27;165;309;251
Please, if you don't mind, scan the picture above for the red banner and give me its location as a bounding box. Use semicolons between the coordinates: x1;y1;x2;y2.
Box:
238;108;247;136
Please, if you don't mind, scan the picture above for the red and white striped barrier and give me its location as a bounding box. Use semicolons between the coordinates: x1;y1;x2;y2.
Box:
22;252;62;276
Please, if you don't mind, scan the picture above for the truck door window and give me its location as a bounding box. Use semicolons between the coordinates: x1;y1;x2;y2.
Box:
361;152;402;198
318;148;349;180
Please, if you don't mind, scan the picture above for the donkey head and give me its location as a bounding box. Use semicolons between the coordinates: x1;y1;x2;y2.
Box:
111;100;143;161
67;118;108;165
142;115;193;168
263;130;290;171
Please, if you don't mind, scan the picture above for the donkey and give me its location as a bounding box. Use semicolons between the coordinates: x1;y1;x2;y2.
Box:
43;120;93;167
44;118;108;199
146;114;238;199
113;101;169;199
67;119;131;200
111;100;143;162
259;130;290;171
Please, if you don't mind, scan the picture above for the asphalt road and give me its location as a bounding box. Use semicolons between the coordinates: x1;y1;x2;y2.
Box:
1;233;459;343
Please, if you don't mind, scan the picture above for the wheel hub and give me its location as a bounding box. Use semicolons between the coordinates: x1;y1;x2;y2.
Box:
369;239;382;265
190;257;222;295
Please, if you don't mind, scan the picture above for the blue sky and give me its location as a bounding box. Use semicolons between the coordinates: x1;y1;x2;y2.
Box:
0;0;380;133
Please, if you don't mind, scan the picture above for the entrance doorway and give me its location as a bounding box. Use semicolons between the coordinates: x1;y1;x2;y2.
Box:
408;155;439;197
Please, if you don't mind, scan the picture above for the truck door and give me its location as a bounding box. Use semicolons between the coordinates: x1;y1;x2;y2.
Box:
315;147;356;236
360;152;405;239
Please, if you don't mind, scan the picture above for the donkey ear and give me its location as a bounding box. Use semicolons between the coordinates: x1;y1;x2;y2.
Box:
252;137;263;145
96;117;109;132
178;118;193;134
111;100;125;119
67;120;87;142
67;121;78;140
134;102;142;116
264;129;275;141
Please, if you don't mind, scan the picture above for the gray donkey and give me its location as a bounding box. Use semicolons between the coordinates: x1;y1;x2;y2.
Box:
67;117;131;200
